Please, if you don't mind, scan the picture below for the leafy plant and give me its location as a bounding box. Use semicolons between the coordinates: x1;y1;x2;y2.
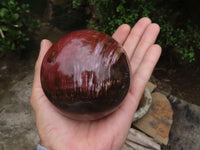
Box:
72;0;200;63
73;0;155;33
0;0;40;55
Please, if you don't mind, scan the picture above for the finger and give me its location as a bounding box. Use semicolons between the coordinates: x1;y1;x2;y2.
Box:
130;44;161;101
130;23;160;73
33;39;52;88
123;17;151;59
109;45;161;131
112;24;131;45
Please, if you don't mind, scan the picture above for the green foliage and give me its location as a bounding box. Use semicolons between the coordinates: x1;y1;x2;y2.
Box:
0;0;40;54
155;9;200;63
72;0;200;63
88;0;155;34
73;0;155;33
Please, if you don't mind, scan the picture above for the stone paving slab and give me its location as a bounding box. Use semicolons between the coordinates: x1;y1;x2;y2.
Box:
0;73;39;150
133;92;173;145
161;95;200;150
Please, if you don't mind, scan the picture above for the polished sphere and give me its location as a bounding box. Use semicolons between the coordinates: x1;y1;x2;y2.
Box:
41;30;131;120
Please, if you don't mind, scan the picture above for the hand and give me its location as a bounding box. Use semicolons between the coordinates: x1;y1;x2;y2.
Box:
30;17;161;150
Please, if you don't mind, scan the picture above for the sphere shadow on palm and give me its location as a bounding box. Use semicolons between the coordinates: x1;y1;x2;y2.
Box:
30;17;161;150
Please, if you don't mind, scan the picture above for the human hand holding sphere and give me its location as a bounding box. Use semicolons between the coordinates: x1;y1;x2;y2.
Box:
31;18;161;150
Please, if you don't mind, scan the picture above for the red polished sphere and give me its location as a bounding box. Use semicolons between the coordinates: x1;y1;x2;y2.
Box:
41;30;131;120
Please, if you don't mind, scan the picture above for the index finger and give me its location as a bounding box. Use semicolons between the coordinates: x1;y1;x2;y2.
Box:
112;24;131;45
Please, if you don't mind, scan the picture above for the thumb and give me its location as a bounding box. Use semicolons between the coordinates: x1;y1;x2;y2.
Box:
33;39;52;88
30;39;52;112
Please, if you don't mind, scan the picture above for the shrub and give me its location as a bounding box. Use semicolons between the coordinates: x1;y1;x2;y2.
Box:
72;0;200;63
0;0;40;55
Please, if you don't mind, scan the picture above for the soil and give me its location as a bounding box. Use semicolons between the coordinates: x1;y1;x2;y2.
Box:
153;61;200;106
0;52;37;96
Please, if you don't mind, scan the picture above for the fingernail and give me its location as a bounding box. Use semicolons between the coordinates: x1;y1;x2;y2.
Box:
40;40;43;48
40;39;45;48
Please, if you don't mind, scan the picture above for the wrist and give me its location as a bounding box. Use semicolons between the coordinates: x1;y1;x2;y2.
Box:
40;141;66;150
40;141;53;150
37;144;50;150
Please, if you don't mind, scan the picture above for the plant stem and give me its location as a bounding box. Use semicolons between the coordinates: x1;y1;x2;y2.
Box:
0;28;5;38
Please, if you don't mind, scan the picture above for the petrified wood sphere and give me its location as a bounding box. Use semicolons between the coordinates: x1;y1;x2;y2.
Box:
41;30;131;120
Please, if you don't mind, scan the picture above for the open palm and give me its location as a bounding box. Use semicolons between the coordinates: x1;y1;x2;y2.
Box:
31;17;161;150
